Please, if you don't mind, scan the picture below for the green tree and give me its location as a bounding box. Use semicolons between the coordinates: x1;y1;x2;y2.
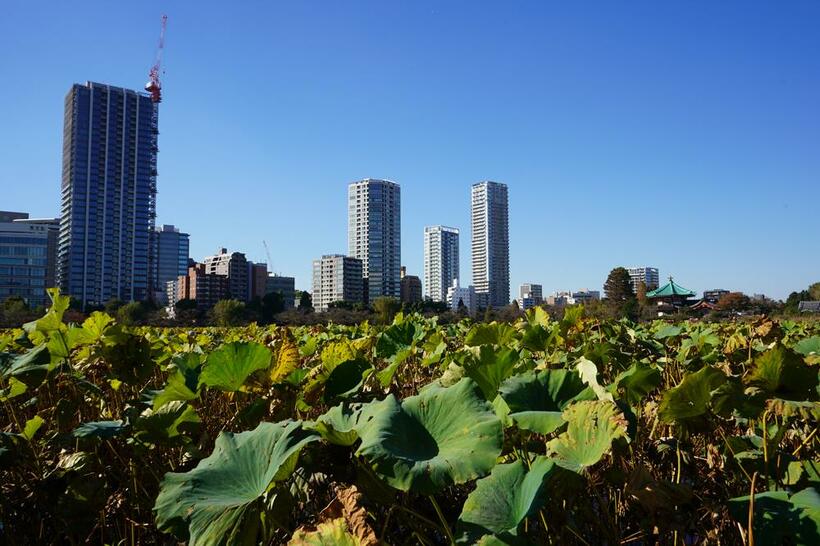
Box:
116;301;149;326
104;299;125;315
716;292;752;313
211;299;247;327
809;282;820;301
636;281;648;307
604;267;637;319
373;297;400;325
298;291;313;311
604;267;635;302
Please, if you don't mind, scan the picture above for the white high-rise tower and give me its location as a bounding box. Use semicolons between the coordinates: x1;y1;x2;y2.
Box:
471;181;509;308
423;226;459;302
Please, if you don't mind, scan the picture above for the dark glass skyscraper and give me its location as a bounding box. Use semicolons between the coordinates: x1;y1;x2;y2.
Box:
58;82;158;306
150;225;189;305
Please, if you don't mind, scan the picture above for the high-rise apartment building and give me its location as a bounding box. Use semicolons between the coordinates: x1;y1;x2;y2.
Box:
312;254;364;312
58;82;158;307
0;212;59;308
150;225;189;305
628;267;660;293
348;179;401;302
423;225;459;302
471;181;509;308
203;248;249;301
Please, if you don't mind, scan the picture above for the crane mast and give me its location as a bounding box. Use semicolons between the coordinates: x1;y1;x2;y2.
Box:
145;14;168;103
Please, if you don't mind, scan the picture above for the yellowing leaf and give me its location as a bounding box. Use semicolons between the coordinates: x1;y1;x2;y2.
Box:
270;336;300;383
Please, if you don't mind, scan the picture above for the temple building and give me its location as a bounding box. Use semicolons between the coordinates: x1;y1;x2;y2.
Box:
646;277;696;316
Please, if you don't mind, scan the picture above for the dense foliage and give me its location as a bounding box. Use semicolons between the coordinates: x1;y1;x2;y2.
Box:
1;289;818;545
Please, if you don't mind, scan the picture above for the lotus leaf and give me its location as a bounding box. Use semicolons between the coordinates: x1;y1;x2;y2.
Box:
457;456;558;541
728;487;820;545
547;400;628;473
657;365;726;424
289;518;362;545
462;346;520;400
324;358;373;402
199;342;271;392
747;344;818;400
154;421;319;545
72;420;126;439
356;378;503;494
497;369;586;434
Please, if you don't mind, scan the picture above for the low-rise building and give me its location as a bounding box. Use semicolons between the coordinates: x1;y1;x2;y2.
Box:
312;255;364;312
572;289;600;304
400;266;422;304
447;279;476;315
266;275;296;309
0;211;59;308
519;283;543;310
248;262;268;301
798;301;820;313
703;289;730;304
177;263;229;309
203;248;249;301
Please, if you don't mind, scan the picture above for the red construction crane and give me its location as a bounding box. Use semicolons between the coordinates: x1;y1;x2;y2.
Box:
145;14;168;103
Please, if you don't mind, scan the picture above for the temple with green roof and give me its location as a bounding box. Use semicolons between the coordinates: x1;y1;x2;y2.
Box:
646;277;696;315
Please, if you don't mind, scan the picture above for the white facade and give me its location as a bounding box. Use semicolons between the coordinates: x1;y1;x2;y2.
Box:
423;225;459;302
348;179;401;302
311;254;364;312
628;267;659;293
471;181;509;308
446;278;476;315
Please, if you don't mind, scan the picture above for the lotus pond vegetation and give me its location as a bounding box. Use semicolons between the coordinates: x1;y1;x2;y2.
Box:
1;290;818;545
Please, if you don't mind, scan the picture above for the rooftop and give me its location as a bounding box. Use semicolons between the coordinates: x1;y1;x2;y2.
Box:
646;277;696;298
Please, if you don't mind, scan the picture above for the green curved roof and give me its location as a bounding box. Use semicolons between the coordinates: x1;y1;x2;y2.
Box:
646;278;695;298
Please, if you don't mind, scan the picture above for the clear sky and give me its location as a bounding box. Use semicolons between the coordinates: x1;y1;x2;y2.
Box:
2;1;818;300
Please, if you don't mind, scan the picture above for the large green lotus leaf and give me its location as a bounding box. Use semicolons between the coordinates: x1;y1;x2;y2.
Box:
2;344;54;387
312;399;385;446
356;378;503;494
746;345;818;401
154;421;319;546
728;487;820;545
611;362;662;406
794;336;820;355
657;365;727;424
465;323;518;347
323;358;373;403
288;518;361;545
133;401;200;445
457;457;558;541
153;353;202;409
547;401;628;473
462;346;520;400
376;319;422;359
199;342;272;392
497;369;586;434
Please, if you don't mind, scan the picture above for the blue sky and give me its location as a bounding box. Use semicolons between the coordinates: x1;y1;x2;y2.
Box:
1;1;818;299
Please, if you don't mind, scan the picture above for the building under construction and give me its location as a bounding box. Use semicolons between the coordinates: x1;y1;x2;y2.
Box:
56;16;167;307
